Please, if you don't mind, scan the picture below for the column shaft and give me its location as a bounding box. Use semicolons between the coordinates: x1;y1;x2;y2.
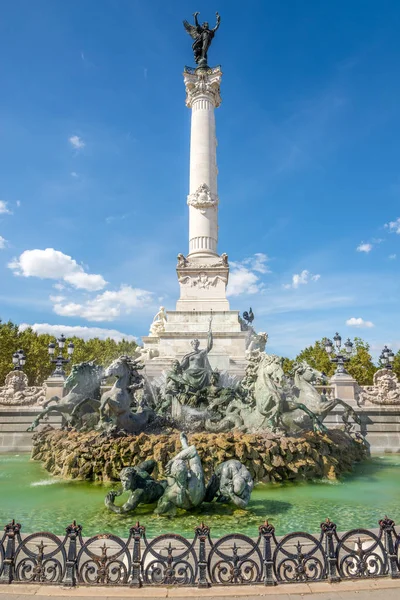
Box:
184;67;222;257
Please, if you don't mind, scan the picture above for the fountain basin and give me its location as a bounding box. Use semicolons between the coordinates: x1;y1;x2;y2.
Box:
1;452;400;538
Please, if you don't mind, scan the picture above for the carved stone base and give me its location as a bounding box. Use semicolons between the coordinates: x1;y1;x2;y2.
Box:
176;253;230;311
142;309;248;379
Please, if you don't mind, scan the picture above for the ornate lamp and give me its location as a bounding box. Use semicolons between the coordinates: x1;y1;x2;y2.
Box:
324;333;353;374
12;349;26;371
48;334;74;377
380;346;394;370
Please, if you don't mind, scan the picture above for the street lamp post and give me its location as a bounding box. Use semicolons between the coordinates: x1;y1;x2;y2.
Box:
380;345;395;370
323;333;354;375
12;348;26;371
48;334;74;377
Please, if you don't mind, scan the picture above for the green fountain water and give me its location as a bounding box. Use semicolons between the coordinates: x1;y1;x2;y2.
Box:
1;454;399;538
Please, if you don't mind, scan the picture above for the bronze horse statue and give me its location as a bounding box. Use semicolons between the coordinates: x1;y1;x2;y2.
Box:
27;361;103;431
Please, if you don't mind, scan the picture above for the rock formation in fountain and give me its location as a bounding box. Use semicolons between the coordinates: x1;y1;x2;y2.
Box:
31;429;369;485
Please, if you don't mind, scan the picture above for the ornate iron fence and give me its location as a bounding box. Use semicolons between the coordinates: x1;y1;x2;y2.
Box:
0;517;400;588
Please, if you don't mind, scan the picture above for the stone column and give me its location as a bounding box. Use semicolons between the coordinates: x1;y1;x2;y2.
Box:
184;66;222;258
330;373;359;406
43;376;65;401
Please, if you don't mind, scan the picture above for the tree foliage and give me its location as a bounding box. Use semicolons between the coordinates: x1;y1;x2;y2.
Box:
281;337;378;385
345;337;377;386
295;340;336;377
0;320;138;386
392;350;400;380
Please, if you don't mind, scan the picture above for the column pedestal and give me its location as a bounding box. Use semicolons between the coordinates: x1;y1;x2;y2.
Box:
330;373;359;406
143;309;248;379
44;376;65;401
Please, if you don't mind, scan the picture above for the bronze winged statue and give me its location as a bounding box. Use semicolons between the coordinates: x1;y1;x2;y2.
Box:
183;11;221;67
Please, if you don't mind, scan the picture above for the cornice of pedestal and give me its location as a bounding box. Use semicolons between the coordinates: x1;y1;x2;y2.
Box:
176;252;229;271
183;66;222;108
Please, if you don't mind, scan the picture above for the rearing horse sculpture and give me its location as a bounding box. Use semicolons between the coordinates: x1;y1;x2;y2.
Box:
252;354;328;433
27;362;103;431
97;355;156;434
284;361;360;432
204;354;327;434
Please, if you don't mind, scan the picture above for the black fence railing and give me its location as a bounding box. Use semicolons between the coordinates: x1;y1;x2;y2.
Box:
0;517;399;588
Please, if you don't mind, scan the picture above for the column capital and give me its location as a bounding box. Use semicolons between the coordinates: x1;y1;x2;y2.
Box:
183;66;222;108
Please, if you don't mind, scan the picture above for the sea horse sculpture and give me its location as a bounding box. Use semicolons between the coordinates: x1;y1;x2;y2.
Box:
97;355;155;434
27;361;103;431
204;353;329;435
283;361;361;432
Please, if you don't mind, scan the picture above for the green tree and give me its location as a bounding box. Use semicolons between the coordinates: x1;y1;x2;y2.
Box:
295;340;336;377
282;357;295;376
393;350;400;380
292;336;377;385
345;337;377;385
0;319;138;386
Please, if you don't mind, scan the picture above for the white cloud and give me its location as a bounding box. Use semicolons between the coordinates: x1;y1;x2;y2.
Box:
346;317;374;328
0;235;7;249
356;242;372;253
49;295;66;303
53;282;65;291
389;254;397;260
8;248;107;291
19;323;138;343
53;284;153;322
16;200;21;207
64;271;107;291
69;135;85;149
230;253;270;274
70;171;78;178
283;269;321;289
0;200;12;215
227;267;261;297
385;217;400;234
227;253;270;297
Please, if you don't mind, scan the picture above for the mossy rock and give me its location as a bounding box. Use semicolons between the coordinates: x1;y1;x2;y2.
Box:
31;427;369;484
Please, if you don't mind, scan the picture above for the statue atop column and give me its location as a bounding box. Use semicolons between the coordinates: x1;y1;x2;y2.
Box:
183;12;221;68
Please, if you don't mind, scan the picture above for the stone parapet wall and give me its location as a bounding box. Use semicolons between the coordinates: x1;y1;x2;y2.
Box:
320;405;400;452
31;428;368;483
2;405;400;454
0;407;62;453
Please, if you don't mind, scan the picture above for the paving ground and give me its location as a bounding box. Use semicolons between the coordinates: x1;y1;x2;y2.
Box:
1;578;400;600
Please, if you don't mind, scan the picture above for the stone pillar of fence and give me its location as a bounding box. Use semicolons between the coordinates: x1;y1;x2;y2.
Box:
330;373;358;406
43;376;65;401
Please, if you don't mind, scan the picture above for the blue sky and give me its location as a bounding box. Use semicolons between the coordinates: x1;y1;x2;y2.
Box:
0;0;400;358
